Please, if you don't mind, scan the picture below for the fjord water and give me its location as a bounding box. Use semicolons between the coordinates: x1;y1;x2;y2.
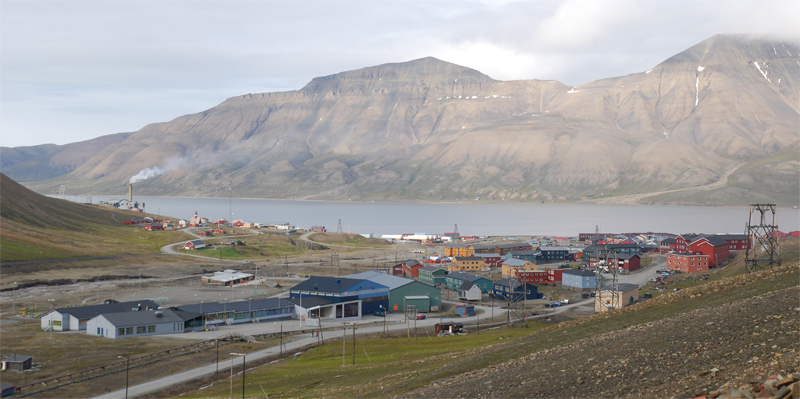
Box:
84;196;800;236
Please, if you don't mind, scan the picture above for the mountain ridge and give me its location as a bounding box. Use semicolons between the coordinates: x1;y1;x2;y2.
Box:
17;34;800;206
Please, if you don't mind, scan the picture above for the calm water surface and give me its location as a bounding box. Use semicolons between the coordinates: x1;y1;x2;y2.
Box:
80;196;800;237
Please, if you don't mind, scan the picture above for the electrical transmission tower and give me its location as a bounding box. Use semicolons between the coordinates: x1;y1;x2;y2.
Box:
59;185;66;200
594;247;620;312
332;250;340;276
745;204;781;273
337;219;343;233
454;224;459;235
595;225;599;235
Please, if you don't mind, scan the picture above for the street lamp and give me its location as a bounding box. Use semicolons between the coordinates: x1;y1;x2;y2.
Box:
230;352;246;399
118;355;130;399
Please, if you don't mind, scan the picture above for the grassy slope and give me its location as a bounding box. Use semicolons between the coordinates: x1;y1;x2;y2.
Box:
178;239;799;398
0;173;193;262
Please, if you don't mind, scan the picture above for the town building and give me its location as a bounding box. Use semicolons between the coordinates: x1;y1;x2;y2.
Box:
309;226;327;232
288;276;389;317
449;257;486;272
201;270;255;286
501;258;536;278
86;309;201;339
41;300;160;332
400;259;425;277
1;355;32;372
666;253;710;273
561;269;596;291
443;243;473;257
492;280;542;302
177;298;295;327
595;283;640;312
689;236;730;268
445;272;493;293
418;266;448;286
546;268;565;285
347;271;441;312
516;269;548;285
472;253;504;267
458;281;483;301
455;305;475;317
182;240;206;250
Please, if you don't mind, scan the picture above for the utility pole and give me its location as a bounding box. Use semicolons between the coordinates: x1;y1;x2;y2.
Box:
352;325;356;365
342;322;346;366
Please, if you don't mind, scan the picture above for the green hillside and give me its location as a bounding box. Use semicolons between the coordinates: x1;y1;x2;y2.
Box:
0;173;192;262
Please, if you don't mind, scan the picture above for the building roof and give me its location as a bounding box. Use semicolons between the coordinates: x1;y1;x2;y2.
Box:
346;271;414;290
470;244;496;250
447;272;487;283
507;250;538;256
601;283;640;293
203;270;254;283
97;309;186;327
562;269;596;277
660;237;676;245
694;235;728;246
459;281;475;291
493;279;527;289
3;354;31;363
472;253;502;258
496;243;533;249
454;257;484;261
289;276;366;293
53;300;160;320
285;296;335;309
540;246;569;252
177;298;293;314
445;243;469;248
419;265;446;273
502;258;531;267
186;239;205;246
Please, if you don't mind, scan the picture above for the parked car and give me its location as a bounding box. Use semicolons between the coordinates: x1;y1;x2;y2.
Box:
643;292;653;298
581;292;590;298
561;299;569;305
416;314;427;320
551;302;562;307
374;309;386;317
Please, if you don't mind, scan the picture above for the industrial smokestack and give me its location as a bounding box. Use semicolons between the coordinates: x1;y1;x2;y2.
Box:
129;183;133;202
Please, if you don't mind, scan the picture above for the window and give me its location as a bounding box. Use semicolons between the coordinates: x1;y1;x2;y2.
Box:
137;326;146;334
118;327;125;336
97;327;101;335
50;320;62;327
126;327;134;335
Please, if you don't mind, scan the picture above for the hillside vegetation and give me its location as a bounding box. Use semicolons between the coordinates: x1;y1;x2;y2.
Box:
0;173;192;262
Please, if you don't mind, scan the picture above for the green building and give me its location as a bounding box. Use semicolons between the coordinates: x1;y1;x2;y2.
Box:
419;265;448;286
445;272;493;293
347;271;441;313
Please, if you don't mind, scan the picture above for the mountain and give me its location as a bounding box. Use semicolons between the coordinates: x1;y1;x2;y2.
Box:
1;132;132;182
20;35;800;205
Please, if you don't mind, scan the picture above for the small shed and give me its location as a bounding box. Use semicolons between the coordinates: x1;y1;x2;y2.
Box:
455;305;475;317
435;322;464;335
2;354;32;371
1;383;16;397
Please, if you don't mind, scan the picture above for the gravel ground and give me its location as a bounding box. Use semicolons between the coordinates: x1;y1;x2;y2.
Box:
406;267;800;399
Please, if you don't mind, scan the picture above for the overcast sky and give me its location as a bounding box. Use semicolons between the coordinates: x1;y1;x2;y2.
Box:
1;0;797;148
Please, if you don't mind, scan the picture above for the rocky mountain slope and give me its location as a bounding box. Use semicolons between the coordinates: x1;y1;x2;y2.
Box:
405;264;799;399
1;132;131;182
22;35;799;205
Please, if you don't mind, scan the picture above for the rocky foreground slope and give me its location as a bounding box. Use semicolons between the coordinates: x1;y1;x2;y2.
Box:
406;265;799;398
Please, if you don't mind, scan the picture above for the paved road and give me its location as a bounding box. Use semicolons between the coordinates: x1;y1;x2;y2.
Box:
158;228;262;261
90;297;590;399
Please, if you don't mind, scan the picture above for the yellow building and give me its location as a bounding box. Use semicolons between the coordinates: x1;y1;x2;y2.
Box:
444;244;474;257
501;258;537;278
594;283;640;312
448;257;485;272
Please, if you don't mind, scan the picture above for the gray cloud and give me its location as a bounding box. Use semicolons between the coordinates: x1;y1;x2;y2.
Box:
1;0;797;147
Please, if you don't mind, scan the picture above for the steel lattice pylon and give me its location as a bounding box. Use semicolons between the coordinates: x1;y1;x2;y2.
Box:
594;247;620;312
745;204;781;273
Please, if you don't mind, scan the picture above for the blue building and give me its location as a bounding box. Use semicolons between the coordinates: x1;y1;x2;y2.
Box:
445;272;493;293
455;305;475;317
491;280;542;302
561;269;596;291
289;276;389;315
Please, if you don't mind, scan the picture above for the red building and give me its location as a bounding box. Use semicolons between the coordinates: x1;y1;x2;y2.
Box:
396;260;423;277
144;225;164;231
714;234;750;251
671;235;693;253
309;226;327;232
474;253;503;267
666;253;709;273
689;236;729;268
546;268;564;285
516;270;548;285
391;264;404;276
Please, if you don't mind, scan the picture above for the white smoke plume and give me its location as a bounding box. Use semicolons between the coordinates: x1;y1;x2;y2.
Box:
129;166;166;184
129;155;191;184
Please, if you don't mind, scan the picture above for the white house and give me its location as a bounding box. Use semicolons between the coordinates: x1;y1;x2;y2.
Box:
458;281;482;301
41;300;159;332
87;309;198;339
